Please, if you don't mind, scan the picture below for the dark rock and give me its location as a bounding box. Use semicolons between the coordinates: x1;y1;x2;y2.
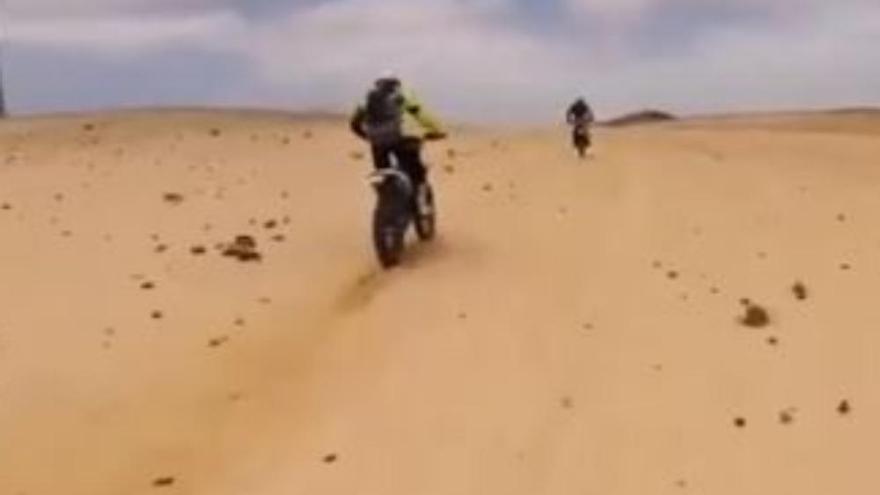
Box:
560;396;574;409
221;235;262;263
739;304;770;328
152;476;175;487
792;282;808;301
779;408;796;425
162;193;184;205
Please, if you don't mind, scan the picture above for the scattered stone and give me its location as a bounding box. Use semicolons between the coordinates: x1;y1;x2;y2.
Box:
666;270;679;280
221;235;262;262
264;219;278;230
303;130;314;139
82;123;96;132
208;336;229;348
739;303;770;328
154;244;169;253
482;182;494;192
322;453;338;464
766;336;779;346
837;400;851;416
710;286;721;295
271;234;286;243
734;417;747;428
779;408;796;425
104;327;116;337
209;128;222;137
152;476;175;487
349;151;365;161
151;311;164;320
443;164;455;175
140;281;156;290
234;318;246;327
836;213;847;222
792;281;808;301
652;260;663;269
162;193;184;205
258;297;272;305
190;245;207;256
281;137;291;145
840;263;852;271
53;193;65;202
560;396;574;409
1;203;11;210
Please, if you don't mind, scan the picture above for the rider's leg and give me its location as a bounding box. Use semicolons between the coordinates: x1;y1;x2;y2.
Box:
392;138;431;214
371;144;392;171
396;138;426;187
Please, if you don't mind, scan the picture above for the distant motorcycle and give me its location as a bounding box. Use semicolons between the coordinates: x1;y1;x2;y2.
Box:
572;121;591;159
369;136;442;268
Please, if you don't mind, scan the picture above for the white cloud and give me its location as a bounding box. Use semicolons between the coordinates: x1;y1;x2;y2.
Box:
2;0;878;120
6;11;247;56
242;0;580;120
5;0;218;17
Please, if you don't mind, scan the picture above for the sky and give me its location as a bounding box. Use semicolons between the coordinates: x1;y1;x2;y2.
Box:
2;0;879;121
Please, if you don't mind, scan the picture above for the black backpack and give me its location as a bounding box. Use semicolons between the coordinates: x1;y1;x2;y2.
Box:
364;88;404;145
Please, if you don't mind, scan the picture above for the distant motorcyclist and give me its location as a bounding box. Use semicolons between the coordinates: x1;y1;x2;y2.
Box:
566;97;594;158
350;73;446;191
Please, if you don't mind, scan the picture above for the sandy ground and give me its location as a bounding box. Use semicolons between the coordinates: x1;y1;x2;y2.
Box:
1;108;879;494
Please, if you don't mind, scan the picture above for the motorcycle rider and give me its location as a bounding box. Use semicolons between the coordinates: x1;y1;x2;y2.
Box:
566;97;594;155
350;73;446;194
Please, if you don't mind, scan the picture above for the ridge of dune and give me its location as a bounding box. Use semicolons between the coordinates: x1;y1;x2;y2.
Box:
1;109;879;494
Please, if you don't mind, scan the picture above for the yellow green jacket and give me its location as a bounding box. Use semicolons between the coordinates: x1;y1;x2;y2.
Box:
350;89;444;141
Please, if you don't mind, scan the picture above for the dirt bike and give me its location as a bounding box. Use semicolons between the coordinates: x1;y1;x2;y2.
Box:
572;122;591;159
369;136;442;268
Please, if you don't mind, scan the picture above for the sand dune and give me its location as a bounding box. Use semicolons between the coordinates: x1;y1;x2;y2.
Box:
1;109;879;494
